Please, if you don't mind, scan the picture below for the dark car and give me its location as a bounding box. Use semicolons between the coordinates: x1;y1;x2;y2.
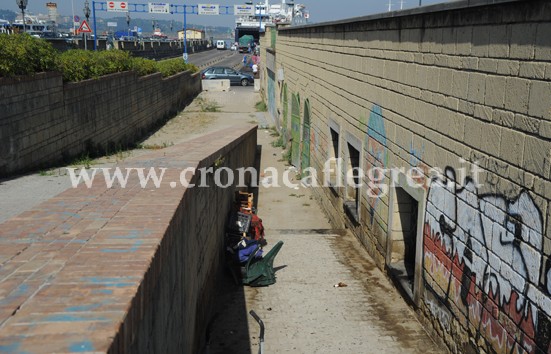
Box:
201;67;254;86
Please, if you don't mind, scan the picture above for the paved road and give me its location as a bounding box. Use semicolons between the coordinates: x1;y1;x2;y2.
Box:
187;48;244;69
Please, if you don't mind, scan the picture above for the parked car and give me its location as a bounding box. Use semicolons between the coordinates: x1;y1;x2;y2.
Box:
201;66;254;86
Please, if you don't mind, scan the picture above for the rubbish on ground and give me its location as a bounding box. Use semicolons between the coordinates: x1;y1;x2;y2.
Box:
334;282;348;288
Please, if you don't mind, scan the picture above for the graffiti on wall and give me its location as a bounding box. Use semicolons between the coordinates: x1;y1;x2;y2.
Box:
423;167;551;354
364;104;388;224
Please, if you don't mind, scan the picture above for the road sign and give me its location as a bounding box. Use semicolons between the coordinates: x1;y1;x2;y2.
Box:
183;53;188;61
149;2;170;14
107;1;128;12
107;22;117;27
198;4;219;15
78;20;92;33
74;15;80;22
234;4;253;16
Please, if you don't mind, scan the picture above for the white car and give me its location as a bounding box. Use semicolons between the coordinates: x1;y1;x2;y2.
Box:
230;44;237;51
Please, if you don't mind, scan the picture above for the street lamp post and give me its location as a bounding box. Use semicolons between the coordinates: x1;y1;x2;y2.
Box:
15;0;28;34
126;13;130;37
83;0;90;50
258;3;262;33
287;2;294;24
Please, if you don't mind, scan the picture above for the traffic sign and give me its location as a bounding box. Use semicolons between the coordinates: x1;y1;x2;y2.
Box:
78;20;92;33
149;2;170;14
198;4;219;15
107;1;128;12
183;53;189;61
74;15;80;22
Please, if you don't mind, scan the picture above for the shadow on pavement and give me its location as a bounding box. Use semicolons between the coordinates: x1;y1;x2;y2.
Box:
205;143;264;354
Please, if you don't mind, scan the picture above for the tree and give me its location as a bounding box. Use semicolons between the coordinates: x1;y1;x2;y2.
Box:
0;10;17;22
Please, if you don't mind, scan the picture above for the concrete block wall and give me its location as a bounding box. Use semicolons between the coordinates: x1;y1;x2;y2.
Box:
0;126;257;353
0;70;201;177
265;1;551;353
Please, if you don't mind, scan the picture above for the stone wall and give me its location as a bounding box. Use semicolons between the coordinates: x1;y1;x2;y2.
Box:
262;0;551;353
0;126;257;353
0;69;201;177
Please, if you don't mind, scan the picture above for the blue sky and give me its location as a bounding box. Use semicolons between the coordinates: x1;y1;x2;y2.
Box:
3;0;450;27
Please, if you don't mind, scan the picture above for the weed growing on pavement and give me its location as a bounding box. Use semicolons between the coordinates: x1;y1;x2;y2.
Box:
271;135;285;148
269;126;279;137
71;154;93;169
138;141;173;150
281;149;292;164
255;100;267;112
39;170;56;176
196;97;220;112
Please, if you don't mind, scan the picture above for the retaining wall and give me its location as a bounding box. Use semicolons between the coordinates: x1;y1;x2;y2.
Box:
0;125;258;353
262;0;551;353
0;69;201;177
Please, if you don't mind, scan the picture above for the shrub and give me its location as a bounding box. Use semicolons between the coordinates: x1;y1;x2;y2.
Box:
0;35;198;81
130;57;157;76
95;50;132;75
156;58;198;77
58;50;95;82
0;33;59;77
58;50;136;82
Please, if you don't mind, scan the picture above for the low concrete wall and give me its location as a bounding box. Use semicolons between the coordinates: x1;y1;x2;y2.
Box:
0;125;257;353
263;0;551;353
0;69;201;177
201;79;231;91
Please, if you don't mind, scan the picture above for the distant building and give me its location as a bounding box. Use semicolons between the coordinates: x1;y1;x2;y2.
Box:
177;28;205;40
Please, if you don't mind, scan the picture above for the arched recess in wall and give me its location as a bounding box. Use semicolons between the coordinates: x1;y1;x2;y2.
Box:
282;83;289;141
290;93;301;167
301;99;311;172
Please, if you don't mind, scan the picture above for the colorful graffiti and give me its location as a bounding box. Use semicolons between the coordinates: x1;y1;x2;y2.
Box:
364;104;388;224
423;167;551;354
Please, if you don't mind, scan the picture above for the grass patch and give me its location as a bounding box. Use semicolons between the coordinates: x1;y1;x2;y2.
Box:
138;141;174;150
71;153;93;169
255;100;267;112
271;135;285;148
196;97;221;112
269;126;279;137
39;170;56;176
282;149;291;164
